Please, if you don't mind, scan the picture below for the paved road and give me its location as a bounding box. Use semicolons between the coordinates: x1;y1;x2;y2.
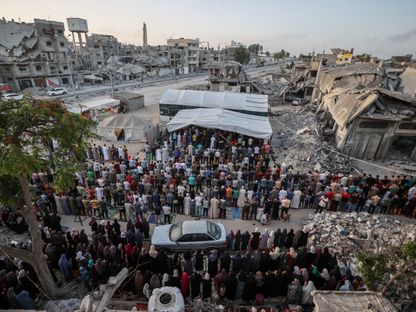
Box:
60;208;311;237
62;63;284;101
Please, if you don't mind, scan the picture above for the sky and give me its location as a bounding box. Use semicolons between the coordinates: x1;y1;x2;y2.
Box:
2;0;416;58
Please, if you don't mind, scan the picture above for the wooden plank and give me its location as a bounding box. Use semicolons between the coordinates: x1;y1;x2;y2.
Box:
94;268;129;312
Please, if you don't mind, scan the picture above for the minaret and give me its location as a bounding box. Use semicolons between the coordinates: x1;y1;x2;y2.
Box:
143;22;148;47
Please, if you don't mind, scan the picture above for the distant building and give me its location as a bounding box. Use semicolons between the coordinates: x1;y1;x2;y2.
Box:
0;18;73;91
87;33;120;69
331;48;354;65
143;22;148;47
167;38;200;74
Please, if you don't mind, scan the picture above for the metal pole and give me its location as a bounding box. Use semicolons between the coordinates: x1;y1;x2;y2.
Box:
110;71;115;97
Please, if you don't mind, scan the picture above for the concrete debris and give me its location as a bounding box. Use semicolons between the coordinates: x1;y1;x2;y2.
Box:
270;107;355;174
296;127;312;135
44;299;81;312
304;212;416;305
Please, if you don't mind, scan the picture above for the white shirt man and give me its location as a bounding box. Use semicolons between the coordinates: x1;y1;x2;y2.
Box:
281;197;291;209
102;145;109;161
177;185;185;197
279;189;288;201
123;180;131;191
118;147;124;159
95;186;104;201
210;135;216;149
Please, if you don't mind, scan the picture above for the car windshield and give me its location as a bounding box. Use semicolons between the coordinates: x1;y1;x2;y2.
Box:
207;221;221;240
170;222;183;241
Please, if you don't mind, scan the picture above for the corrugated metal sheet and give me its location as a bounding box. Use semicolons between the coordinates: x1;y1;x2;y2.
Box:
323;91;378;128
160;89;268;114
312;291;397;312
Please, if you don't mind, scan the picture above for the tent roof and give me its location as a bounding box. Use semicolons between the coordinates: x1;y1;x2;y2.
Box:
160;89;268;114
98;113;151;129
322;89;378;128
67;97;120;113
166;108;272;139
312;291;397;312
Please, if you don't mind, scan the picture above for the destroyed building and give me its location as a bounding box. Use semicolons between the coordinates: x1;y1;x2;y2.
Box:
314;64;416;161
0;18;73;91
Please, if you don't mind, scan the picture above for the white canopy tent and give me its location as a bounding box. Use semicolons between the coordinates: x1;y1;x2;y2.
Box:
166;108;273;139
159;89;269;121
97;114;159;142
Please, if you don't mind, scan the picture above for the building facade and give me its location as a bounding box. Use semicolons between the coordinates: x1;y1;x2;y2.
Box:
0;18;73;91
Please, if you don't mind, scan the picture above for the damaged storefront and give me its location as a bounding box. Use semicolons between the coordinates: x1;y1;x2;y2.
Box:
314;64;416;161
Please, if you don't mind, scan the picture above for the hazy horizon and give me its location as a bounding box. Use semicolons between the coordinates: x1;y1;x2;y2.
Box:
2;0;416;58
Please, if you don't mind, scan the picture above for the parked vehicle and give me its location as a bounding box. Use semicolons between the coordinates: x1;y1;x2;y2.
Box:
47;87;67;96
1;93;23;100
151;220;226;251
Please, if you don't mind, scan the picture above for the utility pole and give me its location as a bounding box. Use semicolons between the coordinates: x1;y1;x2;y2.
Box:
110;71;115;97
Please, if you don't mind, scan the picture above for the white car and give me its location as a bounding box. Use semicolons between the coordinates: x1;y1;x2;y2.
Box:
47;87;67;96
1;93;23;100
151;220;226;251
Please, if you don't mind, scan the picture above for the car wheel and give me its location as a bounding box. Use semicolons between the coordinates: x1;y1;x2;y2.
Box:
63;91;67;95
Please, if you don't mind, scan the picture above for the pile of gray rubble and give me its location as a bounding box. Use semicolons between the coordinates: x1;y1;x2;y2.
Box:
304;211;416;307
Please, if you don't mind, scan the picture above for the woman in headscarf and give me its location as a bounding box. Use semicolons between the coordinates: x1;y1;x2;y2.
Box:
309;265;323;288
254;271;265;295
134;270;144;298
321;268;330;282
202;273;212;300
235;271;246;300
241;231;251;251
293;266;302;281
226;230;235;249
194;250;204;272
286;278;302;305
285;247;298;271
208;250;218;277
242;273;256;302
181;272;190;298
234;230;241;251
149;245;159;274
260;229;269;250
58;253;72;282
339;280;353;291
284;229;295;248
183;250;193;275
162;273;169;287
250;228;261;250
302;280;316;305
190;272;202;299
213;269;228;294
267;230;275;249
279;229;288;248
273;228;282;247
301;268;309;283
224;271;238;300
269;247;281;271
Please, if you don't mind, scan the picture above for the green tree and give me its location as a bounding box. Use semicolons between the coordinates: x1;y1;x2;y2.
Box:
248;44;261;55
355;53;372;62
0;96;96;298
265;51;271;57
274;49;288;61
358;240;416;295
234;46;250;65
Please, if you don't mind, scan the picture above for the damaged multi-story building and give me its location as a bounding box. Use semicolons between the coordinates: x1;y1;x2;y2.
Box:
0;18;73;91
313;63;416;161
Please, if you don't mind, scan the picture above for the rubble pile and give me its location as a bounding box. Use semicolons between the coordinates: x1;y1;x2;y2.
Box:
251;73;291;106
304;212;416;305
270;107;355;173
0;225;30;247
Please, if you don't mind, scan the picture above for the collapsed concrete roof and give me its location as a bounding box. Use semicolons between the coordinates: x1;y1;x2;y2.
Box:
312;291;397;312
0;20;37;62
399;67;416;97
318;64;381;94
322;88;378;128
